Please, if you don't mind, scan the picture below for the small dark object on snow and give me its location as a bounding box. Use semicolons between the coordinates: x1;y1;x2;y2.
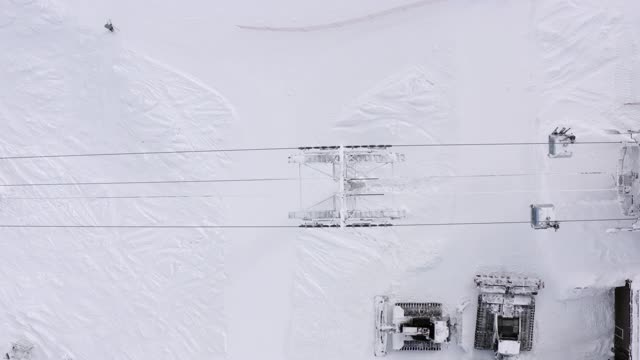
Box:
105;20;114;32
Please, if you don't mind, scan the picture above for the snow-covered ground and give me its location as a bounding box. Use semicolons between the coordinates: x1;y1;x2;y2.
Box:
1;0;640;359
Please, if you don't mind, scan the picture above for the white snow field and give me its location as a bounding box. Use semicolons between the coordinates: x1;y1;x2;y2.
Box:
1;0;640;359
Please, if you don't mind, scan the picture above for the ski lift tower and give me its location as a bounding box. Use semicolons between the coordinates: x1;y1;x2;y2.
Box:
289;145;406;227
617;139;640;217
612;134;640;232
607;130;640;232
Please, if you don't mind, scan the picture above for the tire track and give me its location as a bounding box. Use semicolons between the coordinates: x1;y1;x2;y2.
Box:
237;0;439;32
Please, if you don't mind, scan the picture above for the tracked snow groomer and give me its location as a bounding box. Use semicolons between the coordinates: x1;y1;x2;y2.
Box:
474;274;544;359
374;296;451;356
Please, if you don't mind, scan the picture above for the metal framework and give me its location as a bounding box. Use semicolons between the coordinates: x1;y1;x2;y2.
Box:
617;142;639;217
608;133;640;232
289;145;406;227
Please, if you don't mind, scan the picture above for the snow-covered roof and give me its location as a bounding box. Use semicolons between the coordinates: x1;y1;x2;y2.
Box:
497;340;520;356
433;321;450;343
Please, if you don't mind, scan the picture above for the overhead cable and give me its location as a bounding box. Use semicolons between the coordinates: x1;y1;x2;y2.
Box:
0;141;623;161
0;217;632;230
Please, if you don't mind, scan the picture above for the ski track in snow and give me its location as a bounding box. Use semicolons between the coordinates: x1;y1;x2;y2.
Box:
333;65;458;211
236;0;439;33
334;67;451;143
